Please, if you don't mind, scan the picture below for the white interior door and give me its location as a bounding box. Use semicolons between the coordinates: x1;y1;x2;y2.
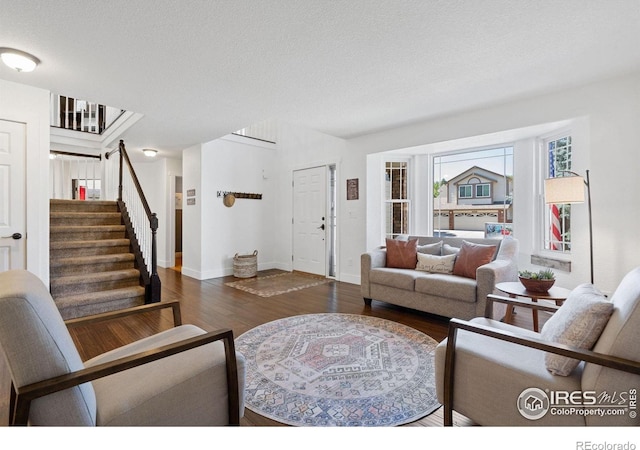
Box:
0;119;26;272
293;166;327;276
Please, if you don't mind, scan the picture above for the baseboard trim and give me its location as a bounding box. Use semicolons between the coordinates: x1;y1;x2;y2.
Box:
181;262;283;280
339;273;360;285
177;263;364;283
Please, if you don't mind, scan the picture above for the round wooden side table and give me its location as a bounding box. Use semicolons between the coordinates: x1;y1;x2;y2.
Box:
495;282;572;332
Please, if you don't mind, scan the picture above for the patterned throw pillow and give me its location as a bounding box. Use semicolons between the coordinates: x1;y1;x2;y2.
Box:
540;283;614;376
385;238;418;269
452;240;497;279
415;253;457;274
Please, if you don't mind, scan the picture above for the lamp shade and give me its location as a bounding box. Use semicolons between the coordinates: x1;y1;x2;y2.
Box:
544;176;585;204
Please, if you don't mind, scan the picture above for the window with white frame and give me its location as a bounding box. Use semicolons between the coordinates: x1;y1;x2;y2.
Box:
544;135;573;252
385;161;410;239
458;185;473;198
475;183;491;198
433;147;513;239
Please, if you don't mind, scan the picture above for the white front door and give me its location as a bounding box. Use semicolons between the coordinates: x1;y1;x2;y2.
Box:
0;120;26;272
293;166;327;276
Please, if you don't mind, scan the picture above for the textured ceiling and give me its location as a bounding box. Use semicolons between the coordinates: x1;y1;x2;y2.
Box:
2;0;640;155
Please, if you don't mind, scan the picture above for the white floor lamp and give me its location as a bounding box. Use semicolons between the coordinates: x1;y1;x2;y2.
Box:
544;170;593;284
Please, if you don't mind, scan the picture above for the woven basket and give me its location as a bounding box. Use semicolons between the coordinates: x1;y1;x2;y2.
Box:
233;250;258;278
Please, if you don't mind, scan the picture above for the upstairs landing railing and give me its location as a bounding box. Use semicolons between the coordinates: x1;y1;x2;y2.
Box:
49;150;102;200
105;140;160;303
50;94;125;135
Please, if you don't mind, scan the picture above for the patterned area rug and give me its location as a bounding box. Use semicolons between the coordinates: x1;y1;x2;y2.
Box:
235;313;440;426
225;272;330;297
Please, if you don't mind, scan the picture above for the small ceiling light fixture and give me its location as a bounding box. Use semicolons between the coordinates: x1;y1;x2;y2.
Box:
143;148;158;157
0;47;40;72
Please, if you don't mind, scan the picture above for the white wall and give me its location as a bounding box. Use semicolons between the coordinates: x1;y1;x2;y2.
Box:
180;123;366;285
274;122;364;284
181;144;203;278
0;79;50;283
133;156;182;268
181;137;276;279
352;73;640;295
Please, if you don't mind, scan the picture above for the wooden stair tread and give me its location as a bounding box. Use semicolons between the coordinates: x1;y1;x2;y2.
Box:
49;200;119;213
50;269;140;287
50;225;125;232
50;199;117;205
54;286;145;308
50;239;130;249
50;253;134;266
50;212;121;217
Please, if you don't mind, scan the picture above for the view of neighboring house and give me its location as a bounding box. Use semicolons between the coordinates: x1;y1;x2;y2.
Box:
434;166;513;237
446;166;512;206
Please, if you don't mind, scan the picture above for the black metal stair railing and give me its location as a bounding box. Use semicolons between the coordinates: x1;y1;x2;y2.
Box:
105;140;160;303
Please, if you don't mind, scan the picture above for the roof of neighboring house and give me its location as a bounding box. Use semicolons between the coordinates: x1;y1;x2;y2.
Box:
448;166;508;185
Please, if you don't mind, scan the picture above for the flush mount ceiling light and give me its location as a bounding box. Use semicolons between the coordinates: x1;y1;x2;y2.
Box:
143;149;158;157
0;47;40;72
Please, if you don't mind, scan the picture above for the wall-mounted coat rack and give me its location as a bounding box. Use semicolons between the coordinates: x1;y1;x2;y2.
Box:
217;191;262;207
216;191;262;200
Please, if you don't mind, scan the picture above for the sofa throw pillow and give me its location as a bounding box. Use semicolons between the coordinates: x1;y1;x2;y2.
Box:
540;283;613;376
385;238;418;269
417;241;442;255
442;244;460;256
416;253;456;274
452;240;497;279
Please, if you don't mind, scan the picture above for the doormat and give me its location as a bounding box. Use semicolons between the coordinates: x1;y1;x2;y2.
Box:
224;272;330;297
235;313;440;426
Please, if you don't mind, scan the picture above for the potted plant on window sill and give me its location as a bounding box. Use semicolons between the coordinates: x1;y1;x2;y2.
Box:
518;269;556;293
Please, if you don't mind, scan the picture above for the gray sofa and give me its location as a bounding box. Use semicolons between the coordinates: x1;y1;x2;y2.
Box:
361;236;519;320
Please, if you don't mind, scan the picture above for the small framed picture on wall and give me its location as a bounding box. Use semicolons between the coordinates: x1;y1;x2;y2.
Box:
347;178;359;200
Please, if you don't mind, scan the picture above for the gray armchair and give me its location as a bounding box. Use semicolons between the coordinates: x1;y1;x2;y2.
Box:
0;270;245;426
435;266;640;426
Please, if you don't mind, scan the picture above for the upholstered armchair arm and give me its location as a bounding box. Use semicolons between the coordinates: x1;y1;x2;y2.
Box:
361;248;386;299
442;318;640;425
64;300;182;328
10;328;240;426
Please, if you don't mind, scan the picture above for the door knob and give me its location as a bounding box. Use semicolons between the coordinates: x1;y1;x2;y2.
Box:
2;233;22;240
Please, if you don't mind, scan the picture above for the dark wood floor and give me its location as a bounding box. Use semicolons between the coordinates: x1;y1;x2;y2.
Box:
0;265;543;427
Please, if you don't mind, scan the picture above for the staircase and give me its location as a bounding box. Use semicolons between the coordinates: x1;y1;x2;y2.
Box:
49;199;145;319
